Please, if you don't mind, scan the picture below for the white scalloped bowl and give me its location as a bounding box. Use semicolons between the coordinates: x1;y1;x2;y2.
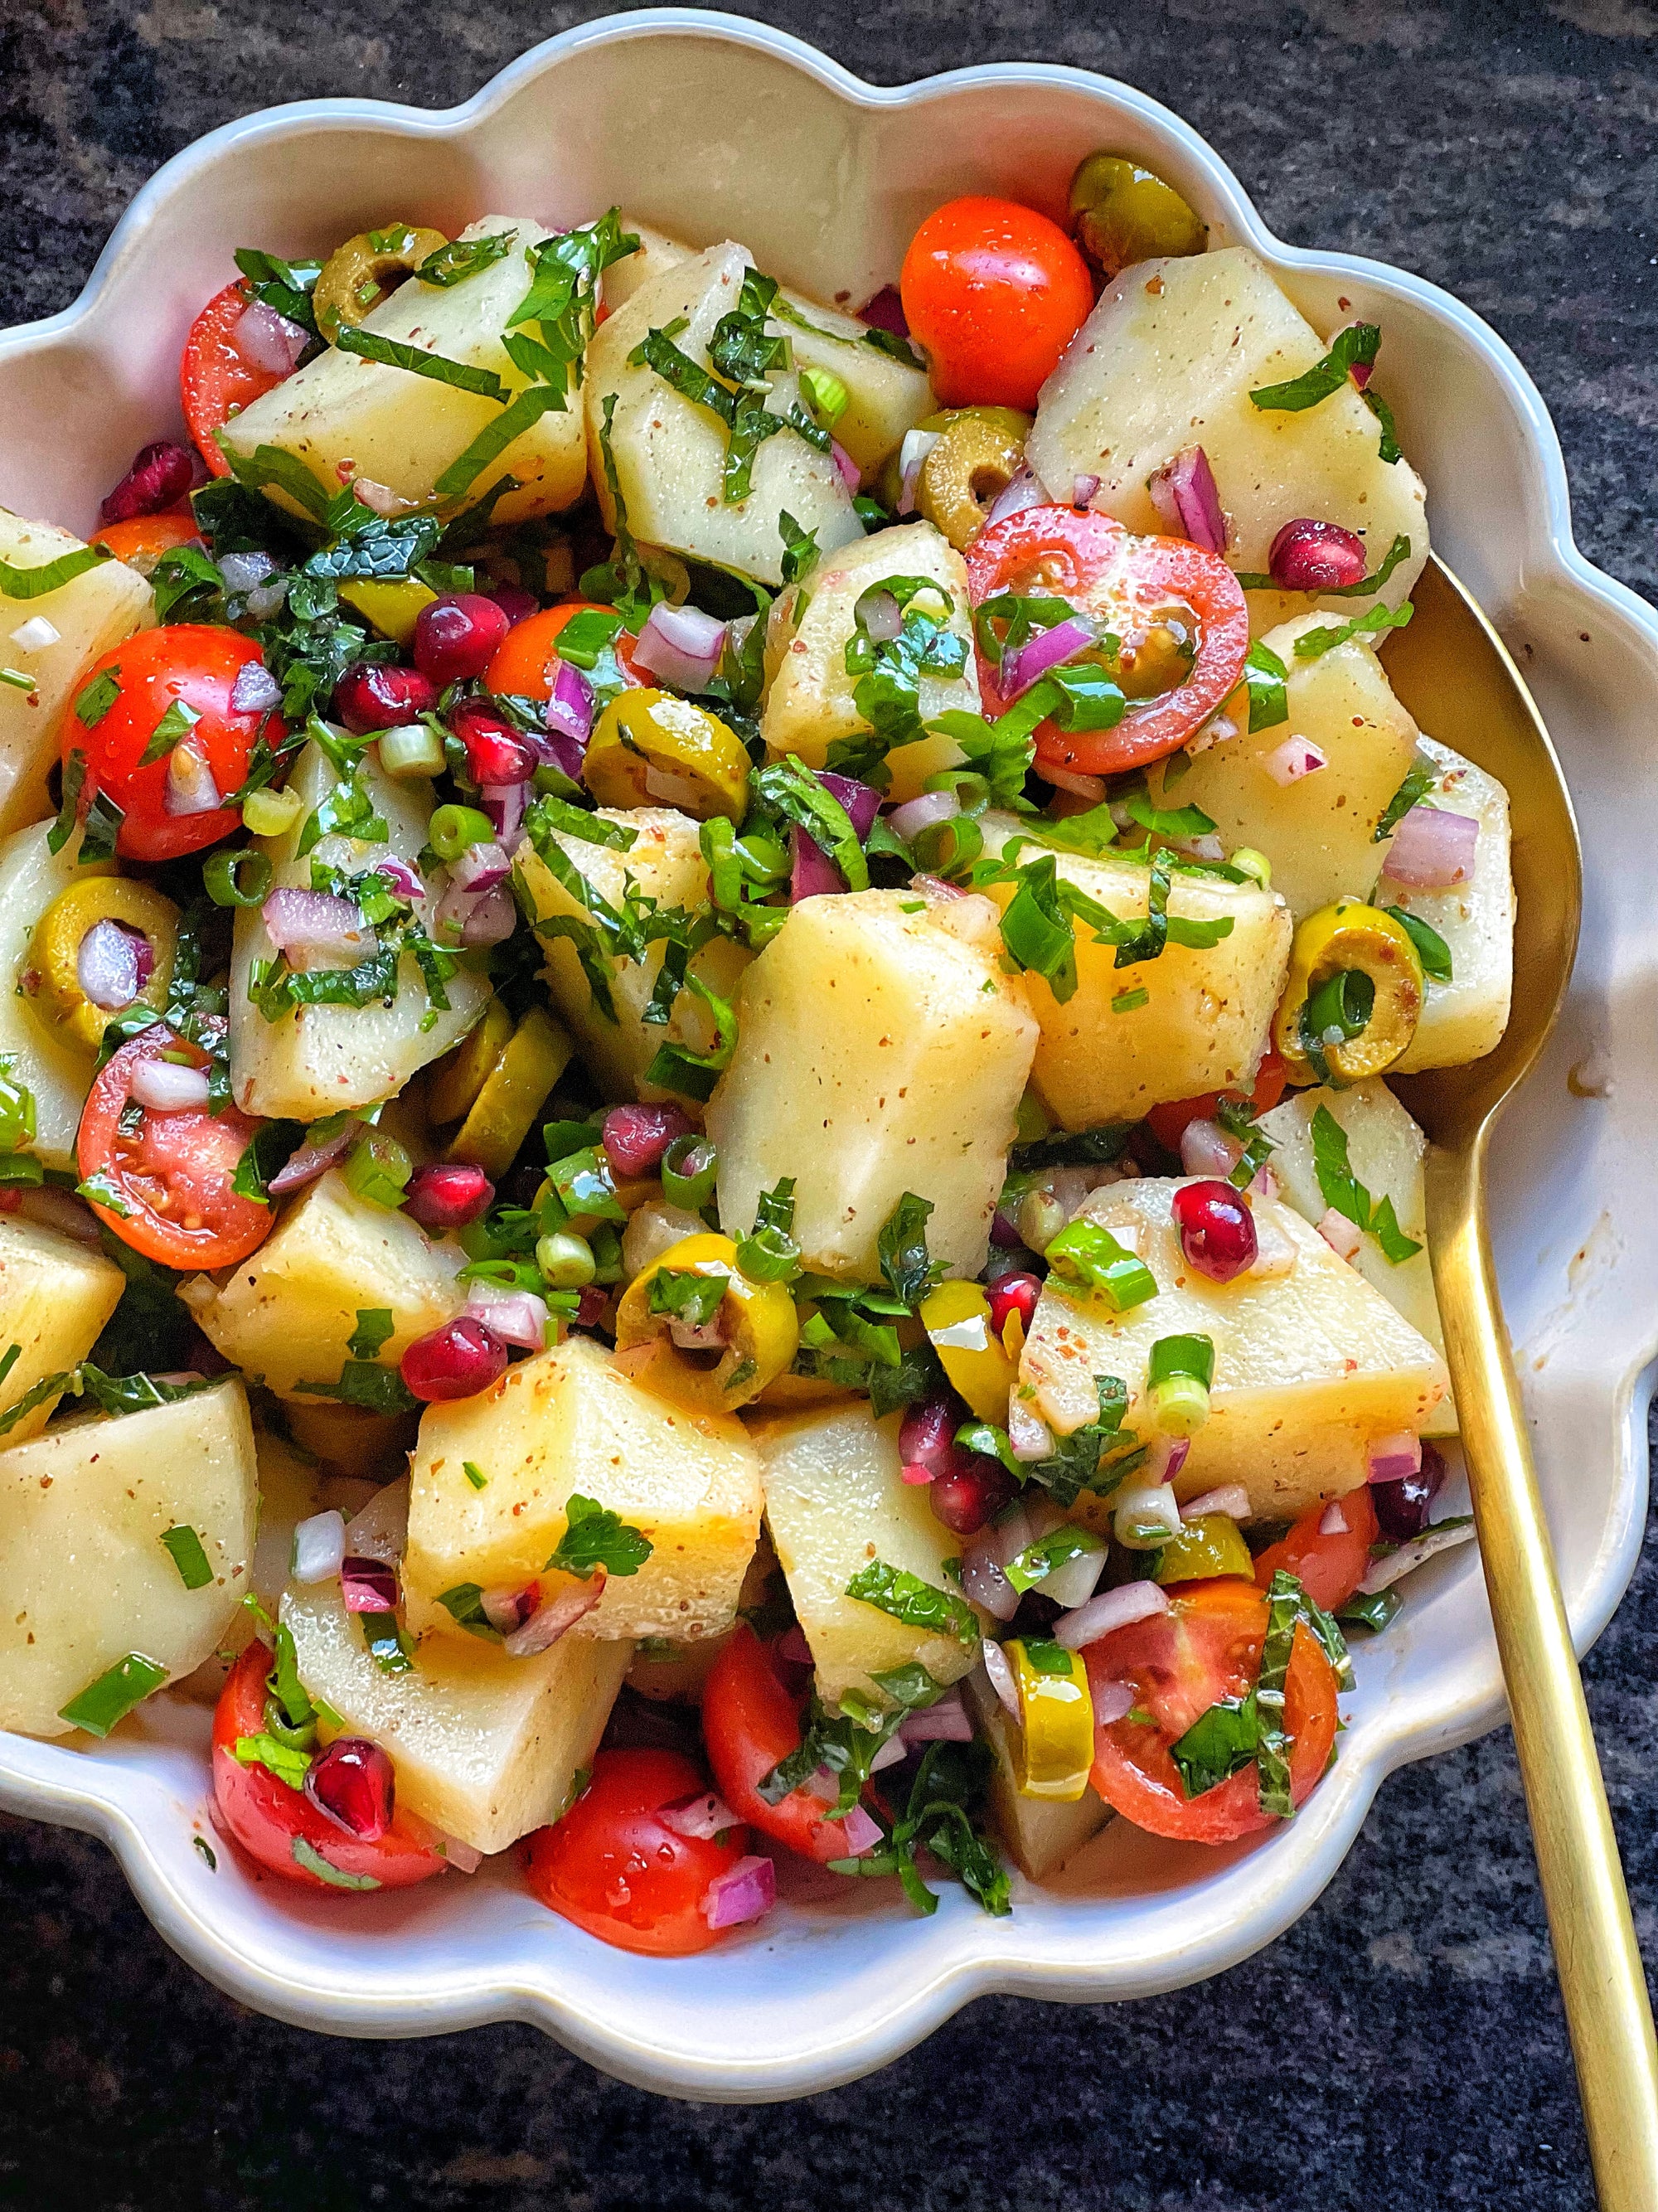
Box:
1;8;1654;2102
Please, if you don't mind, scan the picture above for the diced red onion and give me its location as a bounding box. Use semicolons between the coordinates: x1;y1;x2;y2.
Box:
9;615;58;652
661;1790;741;1841
291;1508;347;1584
437;1834;483;1873
1379;805;1478;888
164;741;222;817
857;589;904;645
832;440;861;493
633;601;728;693
1319;1499;1350;1536
481;1584;540;1634
128;1057;210;1111
899;1691;973;1744
433;877;517;948
776;1623;813;1667
1093;1679;1136;1724
76;919;149;1011
817;772;880;842
351;478;401;517
1181;1484;1251;1521
1041;1541;1108;1611
1263;735;1327;787
480;783;529;848
340;1555;399;1613
1189;833;1225;862
961;1525;1020;1623
1317;1207;1364;1261
545;658;595;749
1367;1431;1423;1483
1073;473;1102;507
1146;445;1228;555
12;1187;104;1244
986;465;1047;526
268;1123;354;1194
463;1283;550;1351
869;1734;909;1773
1043;763;1107;803
888;790;960;844
374;856;424;904
232;300;309;375
1357;1519;1476;1595
448;841;511;895
260;887;365;959
701;1853;778;1928
913;873;966;903
896;429;940;516
1148;1433;1192;1487
859;285;909;337
219;551;276;594
1006;1399;1053;1465
503;1569;606;1657
1053;1578;1171;1651
981;1639;1020;1719
229;659;282;716
1001;616;1095;703
1180;1118;1244;1178
837;1804;884;1857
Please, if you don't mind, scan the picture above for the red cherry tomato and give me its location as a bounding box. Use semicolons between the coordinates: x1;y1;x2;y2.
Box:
524;1748;750;1956
91;504;202;570
900;196;1094;410
482;601;642;701
66;624;281;862
211;1642;446;1892
181;280;293;476
78;1027;274;1270
701;1624;851;1865
1143;1045;1290;1158
1084;1579;1340;1844
967;506;1249;776
1253;1485;1379;1614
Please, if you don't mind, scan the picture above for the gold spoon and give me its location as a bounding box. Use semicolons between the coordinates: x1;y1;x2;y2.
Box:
1385;555;1658;2209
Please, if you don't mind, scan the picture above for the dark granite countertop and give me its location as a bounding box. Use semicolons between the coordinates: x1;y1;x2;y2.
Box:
2;4;1655;2205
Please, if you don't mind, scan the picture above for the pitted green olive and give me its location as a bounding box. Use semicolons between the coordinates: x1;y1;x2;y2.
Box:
313;223;450;345
1069;155;1207;279
917;406;1034;551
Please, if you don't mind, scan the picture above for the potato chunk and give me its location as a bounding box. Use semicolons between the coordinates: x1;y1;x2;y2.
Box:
220;217;587;525
586;241;862;585
760;521;981;803
229;737;490;1120
1146;614;1422;919
512;805;751;1103
1019;1177;1447;1521
0;513;153;839
1258;1078;1454;1435
0;1380;258;1737
0;821;108;1169
707;888;1037;1283
284;1479;628;1855
753;1401;987;1705
1385;738;1514;1072
404;1335;763;1648
962;1668;1111;1881
1028;248;1427;631
0;1214;125;1443
183;1167;465;1401
978;813;1290;1129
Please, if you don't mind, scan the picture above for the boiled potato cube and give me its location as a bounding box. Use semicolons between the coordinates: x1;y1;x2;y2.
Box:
1258;1078;1454;1436
760;521;982;803
1028;248;1427;631
0;1213;125;1443
182;1167;465;1401
1019;1177;1447;1521
0;512;153;839
0;1380;257;1737
962;1667;1111;1881
754;1402;986;1706
707;888;1037;1283
283;1477;629;1855
512;804;750;1103
0;821;109;1169
604;221;693;312
978;813;1291;1129
586;241;862;585
404;1334;763;1647
1386;738;1514;1072
229;736;491;1120
1146;613;1422;919
220;217;587;526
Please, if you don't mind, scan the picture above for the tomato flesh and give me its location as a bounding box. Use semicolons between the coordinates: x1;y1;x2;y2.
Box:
92;505;202;570
524;1747;750;1956
211;1642;446;1892
181;280;293;476
1143;1045;1290;1159
701;1623;851;1865
483;601;641;701
1084;1579;1339;1844
900;196;1094;411
1253;1486;1379;1614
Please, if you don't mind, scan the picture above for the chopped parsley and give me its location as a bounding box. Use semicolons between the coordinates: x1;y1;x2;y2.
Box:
545;1493;652;1580
1309;1104;1423;1264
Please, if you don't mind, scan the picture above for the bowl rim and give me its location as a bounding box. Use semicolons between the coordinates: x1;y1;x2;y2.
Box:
2;5;1655;2099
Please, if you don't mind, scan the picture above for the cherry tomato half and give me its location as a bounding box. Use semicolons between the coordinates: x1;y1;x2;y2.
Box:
1143;1045;1289;1160
211;1642;446;1892
1084;1579;1339;1844
482;601;642;701
524;1748;750;1956
78;1026;274;1270
181;280;294;477
1253;1485;1379;1614
66;623;282;863
967;506;1249;776
900;196;1094;411
701;1623;850;1865
92;504;202;571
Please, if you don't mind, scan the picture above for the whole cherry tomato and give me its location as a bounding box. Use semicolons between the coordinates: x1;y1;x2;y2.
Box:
483;601;642;701
65;623;282;862
701;1624;851;1865
181;280;294;476
524;1747;751;1956
900;196;1094;411
1253;1486;1379;1614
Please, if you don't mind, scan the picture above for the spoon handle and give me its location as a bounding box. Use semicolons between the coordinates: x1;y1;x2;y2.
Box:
1427;1138;1658;2210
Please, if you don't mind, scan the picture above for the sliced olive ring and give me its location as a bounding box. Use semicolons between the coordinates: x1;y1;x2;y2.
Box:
1069;154;1207;278
916;407;1033;551
442;1005;573;1180
1274;900;1424;1086
584;690;751;825
313;223;449;346
614;1232;798;1412
28;877;180;1055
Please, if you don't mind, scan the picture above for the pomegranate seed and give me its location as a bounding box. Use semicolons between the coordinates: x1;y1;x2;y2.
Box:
413;594;512;687
334;662;437;735
339;1555;400;1613
987;1273;1040;1336
400;1316;508;1402
601;1102;692;1179
1171;1178;1258;1283
990;1209;1023;1248
1372;1441;1446;1542
404;1161;494;1230
449;698;535;786
572;1285;611;1329
1268;517;1369;594
304;1738;395;1841
100;439;195;525
930;1456;1016;1536
486;583;539;628
899;1398;957;1482
860;284;909;338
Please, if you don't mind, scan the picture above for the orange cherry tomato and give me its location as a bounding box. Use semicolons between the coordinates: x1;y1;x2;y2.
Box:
1084;1579;1340;1844
900;195;1094;410
524;1747;752;1956
483;601;642;701
1143;1045;1290;1158
211;1642;447;1892
92;504;201;569
65;623;281;863
967;505;1249;776
78;1027;274;1270
181;280;293;476
1253;1486;1379;1614
701;1624;851;1865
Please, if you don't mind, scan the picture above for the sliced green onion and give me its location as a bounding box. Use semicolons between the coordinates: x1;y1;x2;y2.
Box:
159;1524;214;1590
342;1129;412;1210
57;1652;169;1737
536;1230;596;1288
662;1133;717;1212
377;723;448;779
0;668;37;693
429;803;497;861
203;848;274;908
1230;846;1272;890
799;364;850;426
1044;1219;1158;1311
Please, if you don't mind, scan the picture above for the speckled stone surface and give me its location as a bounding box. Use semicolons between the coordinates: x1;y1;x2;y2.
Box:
1;4;1655;2206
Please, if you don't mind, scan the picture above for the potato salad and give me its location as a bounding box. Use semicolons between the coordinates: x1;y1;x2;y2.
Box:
0;156;1502;1946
